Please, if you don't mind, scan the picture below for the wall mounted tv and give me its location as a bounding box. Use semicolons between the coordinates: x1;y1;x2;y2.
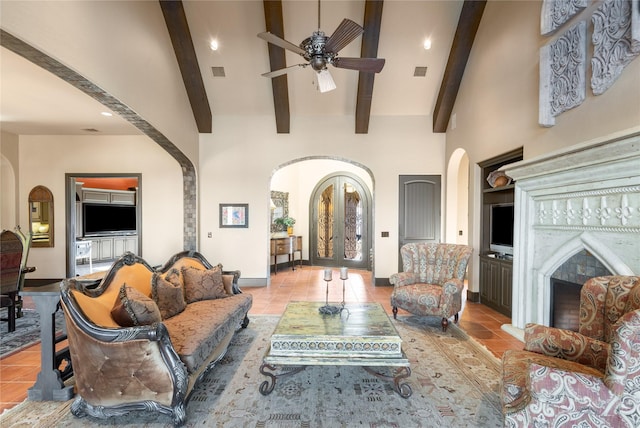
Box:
490;203;514;256
83;204;137;236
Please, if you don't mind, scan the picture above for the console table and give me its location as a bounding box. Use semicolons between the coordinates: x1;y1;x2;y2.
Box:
270;236;302;274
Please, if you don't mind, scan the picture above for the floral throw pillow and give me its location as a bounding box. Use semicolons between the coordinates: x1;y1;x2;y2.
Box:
151;269;186;319
110;283;162;327
181;264;227;303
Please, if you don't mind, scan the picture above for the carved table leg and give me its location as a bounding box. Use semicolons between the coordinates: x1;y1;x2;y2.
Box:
363;366;412;398
259;363;305;395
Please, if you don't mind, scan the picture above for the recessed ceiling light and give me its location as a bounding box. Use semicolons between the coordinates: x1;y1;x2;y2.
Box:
100;112;113;117
423;39;432;50
210;40;219;51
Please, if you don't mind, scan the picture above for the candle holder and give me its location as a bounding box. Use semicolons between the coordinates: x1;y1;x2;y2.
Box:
339;267;350;316
319;268;341;315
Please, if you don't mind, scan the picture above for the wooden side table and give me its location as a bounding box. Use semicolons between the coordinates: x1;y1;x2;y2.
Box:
270;236;302;274
20;283;74;401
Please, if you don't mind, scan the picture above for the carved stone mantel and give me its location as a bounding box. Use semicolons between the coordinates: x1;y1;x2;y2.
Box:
501;129;640;336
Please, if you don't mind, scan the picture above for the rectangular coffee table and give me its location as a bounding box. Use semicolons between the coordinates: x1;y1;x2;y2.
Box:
259;301;412;397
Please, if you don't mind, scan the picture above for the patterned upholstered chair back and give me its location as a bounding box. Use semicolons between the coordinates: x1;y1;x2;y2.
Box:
399;243;472;286
578;276;640;343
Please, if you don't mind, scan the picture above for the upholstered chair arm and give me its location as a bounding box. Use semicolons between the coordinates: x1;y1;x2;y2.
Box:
527;363;619;417
524;323;610;372
389;272;418;287
439;278;465;317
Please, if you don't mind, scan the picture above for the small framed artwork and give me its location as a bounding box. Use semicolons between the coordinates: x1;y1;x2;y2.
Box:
219;203;249;228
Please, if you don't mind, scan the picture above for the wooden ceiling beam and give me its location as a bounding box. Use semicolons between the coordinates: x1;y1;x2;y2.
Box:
263;0;290;134
432;0;486;133
355;0;384;134
160;0;212;133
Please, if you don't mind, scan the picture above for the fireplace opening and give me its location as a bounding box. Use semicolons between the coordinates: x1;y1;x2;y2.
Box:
550;278;582;331
549;250;612;331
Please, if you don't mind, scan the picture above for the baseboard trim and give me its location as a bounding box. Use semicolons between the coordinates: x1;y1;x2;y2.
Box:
375;277;392;286
466;290;480;303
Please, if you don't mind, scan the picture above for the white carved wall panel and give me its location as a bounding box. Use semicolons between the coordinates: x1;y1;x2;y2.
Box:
541;0;588;35
539;21;586;127
591;0;640;95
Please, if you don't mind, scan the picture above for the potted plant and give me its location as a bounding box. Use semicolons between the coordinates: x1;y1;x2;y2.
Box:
274;216;296;236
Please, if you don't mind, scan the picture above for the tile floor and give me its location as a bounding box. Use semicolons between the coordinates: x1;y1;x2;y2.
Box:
0;265;523;413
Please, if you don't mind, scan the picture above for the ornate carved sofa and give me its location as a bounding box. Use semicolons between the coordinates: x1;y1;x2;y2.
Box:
60;251;253;426
390;243;473;331
501;276;640;427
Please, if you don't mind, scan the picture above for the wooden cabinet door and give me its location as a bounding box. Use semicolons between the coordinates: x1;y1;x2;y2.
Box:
500;262;513;315
99;238;113;260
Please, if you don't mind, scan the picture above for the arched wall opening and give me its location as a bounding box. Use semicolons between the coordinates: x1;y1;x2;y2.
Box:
1;154;17;229
269;157;374;283
446;149;469;245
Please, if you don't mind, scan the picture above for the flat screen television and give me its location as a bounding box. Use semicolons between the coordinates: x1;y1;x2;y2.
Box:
490;203;514;256
83;203;137;236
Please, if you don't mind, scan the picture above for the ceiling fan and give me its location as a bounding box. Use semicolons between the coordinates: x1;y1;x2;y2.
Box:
257;1;385;93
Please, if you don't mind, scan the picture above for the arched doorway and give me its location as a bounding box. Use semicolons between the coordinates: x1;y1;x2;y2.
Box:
310;172;372;270
446;149;470;245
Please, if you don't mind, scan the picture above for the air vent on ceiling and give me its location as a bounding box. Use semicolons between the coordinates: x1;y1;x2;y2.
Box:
414;66;428;77
211;67;226;77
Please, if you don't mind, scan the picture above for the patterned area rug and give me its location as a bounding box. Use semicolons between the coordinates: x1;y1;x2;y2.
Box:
0;309;65;358
0;314;503;427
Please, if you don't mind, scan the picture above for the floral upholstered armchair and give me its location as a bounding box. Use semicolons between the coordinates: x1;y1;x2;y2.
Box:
501;275;640;427
390;243;473;332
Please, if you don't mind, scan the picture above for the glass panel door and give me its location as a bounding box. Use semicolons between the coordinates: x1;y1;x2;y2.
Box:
311;174;371;269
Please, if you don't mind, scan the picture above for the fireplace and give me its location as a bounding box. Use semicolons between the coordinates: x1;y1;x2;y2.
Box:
500;130;640;338
549;249;612;330
550;278;581;331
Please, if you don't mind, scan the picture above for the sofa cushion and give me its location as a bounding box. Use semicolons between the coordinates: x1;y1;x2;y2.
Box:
110;284;162;327
181;265;228;303
162;293;253;373
151;269;186;319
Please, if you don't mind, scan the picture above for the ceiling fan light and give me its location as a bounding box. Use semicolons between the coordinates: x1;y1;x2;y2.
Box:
317;69;336;93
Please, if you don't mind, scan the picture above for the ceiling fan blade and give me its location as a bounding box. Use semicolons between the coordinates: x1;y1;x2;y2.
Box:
324;19;363;54
316;69;336;93
261;64;307;78
257;32;306;56
333;57;385;73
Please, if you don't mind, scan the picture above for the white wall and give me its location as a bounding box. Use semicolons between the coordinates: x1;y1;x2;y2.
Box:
199;115;445;281
1;1;199;165
1;131;20;229
446;0;640;292
18;135;183;278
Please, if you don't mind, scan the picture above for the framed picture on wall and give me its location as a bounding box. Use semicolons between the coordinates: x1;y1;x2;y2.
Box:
219;203;248;228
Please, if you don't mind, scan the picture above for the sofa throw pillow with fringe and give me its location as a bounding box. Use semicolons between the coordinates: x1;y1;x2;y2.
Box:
110;283;162;327
151;268;187;319
181;264;227;303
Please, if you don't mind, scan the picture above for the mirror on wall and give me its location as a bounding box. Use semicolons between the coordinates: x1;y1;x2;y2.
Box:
29;185;54;247
270;190;288;234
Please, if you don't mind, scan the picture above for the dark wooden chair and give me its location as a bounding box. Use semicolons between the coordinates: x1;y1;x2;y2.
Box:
1;229;24;332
